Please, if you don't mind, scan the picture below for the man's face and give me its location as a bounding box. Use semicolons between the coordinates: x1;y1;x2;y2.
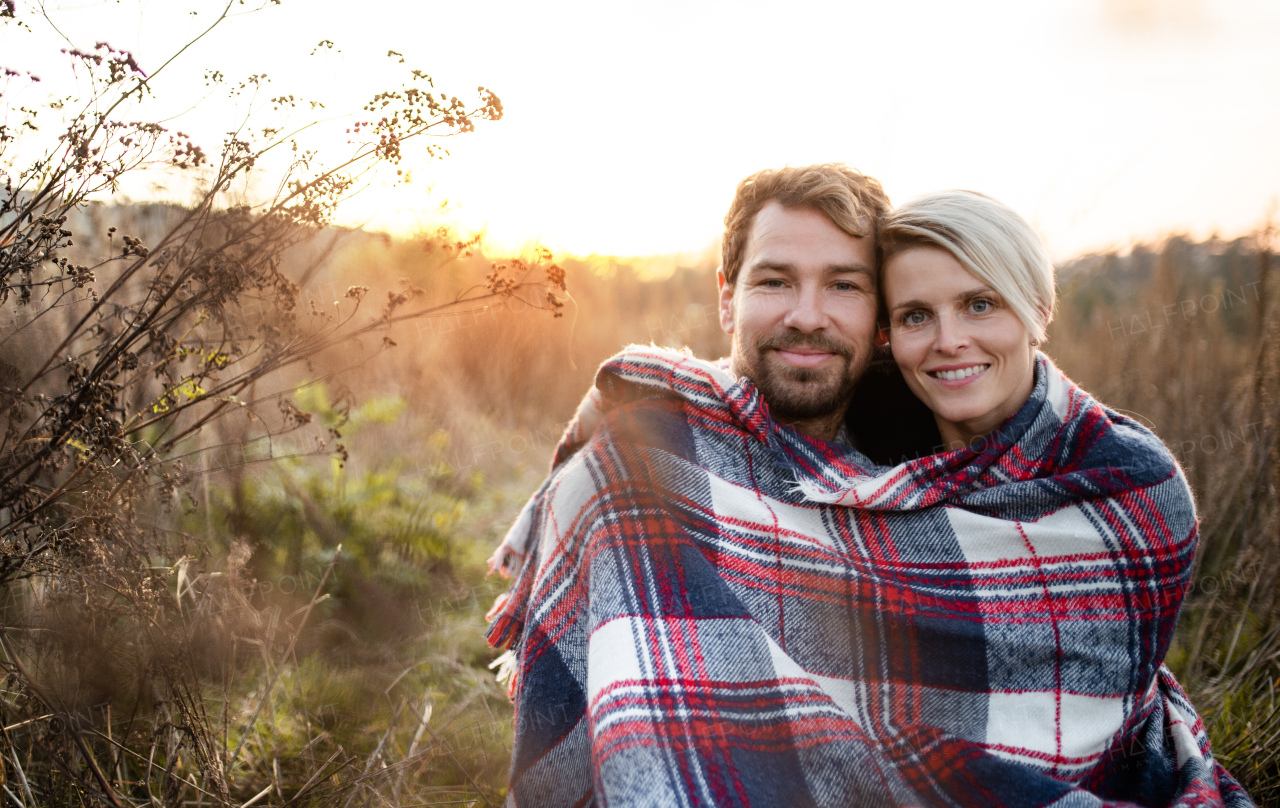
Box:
718;201;878;426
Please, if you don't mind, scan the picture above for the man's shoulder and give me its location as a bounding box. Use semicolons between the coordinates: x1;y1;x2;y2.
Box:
570;392;703;469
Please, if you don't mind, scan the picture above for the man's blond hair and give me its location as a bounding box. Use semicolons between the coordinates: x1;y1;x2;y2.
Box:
721;164;890;285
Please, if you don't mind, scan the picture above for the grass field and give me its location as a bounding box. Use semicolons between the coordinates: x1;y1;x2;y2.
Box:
1;209;1276;805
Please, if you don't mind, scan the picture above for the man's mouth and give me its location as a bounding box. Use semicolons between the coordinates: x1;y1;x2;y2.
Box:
927;363;990;382
757;335;852;371
773;348;835;368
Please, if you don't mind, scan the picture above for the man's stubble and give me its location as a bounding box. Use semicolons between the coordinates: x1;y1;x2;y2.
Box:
732;330;871;425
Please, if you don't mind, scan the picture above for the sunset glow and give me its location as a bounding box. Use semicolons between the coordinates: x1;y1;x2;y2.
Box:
4;0;1279;261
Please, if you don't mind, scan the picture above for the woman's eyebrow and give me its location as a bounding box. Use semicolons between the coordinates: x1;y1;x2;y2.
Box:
890;287;997;313
889;299;929;314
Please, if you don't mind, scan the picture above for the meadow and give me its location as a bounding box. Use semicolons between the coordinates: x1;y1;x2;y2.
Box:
254;219;1280;804
0;190;1276;805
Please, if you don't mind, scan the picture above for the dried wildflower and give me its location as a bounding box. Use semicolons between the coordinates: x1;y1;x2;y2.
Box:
485;263;517;296
120;234;149;258
279;397;313;428
545;263;567;291
545;289;565;317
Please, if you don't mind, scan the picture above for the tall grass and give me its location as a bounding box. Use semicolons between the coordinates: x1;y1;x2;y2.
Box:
2;201;1275;804
239;221;1280;801
276;220;1280;798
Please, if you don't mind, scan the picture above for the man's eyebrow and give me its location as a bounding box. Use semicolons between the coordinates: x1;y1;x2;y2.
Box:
748;261;796;274
827;264;875;278
748;262;875;276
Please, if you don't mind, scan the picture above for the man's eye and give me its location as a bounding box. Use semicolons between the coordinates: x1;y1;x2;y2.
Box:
760;278;787;288
832;281;860;292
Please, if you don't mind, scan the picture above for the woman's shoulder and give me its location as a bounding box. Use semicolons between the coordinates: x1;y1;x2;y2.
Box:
1050;365;1185;490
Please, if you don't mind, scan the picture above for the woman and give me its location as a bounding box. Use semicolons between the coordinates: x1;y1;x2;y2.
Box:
860;190;1252;805
486;193;1252;807
877;191;1053;456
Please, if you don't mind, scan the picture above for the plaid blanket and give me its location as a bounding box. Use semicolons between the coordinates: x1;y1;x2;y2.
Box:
486;346;1252;808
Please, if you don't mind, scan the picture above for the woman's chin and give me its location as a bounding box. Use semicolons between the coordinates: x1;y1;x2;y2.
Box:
915;364;1037;442
926;393;991;429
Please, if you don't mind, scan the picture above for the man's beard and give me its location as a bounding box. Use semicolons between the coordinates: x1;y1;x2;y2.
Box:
733;331;869;423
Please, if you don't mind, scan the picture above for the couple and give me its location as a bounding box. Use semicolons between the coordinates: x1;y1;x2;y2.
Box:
484;165;1252;807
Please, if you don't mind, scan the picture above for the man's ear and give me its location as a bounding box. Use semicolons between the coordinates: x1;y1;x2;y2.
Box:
716;268;735;335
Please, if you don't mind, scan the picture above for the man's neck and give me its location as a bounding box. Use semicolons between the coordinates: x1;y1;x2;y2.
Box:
777;410;848;443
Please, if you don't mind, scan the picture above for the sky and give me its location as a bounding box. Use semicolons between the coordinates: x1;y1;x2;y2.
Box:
3;0;1280;262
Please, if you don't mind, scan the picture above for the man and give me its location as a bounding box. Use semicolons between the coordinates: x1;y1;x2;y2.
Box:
713;165;886;442
485;165;1246;808
713;166;936;461
487;164;902;806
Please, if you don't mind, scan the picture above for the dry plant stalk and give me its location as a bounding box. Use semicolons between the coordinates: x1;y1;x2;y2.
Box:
0;2;555;804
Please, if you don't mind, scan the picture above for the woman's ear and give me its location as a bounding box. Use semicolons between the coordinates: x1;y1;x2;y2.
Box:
875;324;891;348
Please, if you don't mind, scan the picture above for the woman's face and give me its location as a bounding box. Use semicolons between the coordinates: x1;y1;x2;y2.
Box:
882;246;1038;451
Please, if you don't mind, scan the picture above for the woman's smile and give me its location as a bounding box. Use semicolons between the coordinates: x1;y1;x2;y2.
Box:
925;362;991;384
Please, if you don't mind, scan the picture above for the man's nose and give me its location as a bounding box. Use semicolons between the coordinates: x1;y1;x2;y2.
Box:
781;285;829;332
933;311;970;353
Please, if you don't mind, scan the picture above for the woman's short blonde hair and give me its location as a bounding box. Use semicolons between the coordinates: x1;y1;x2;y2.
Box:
879;191;1056;342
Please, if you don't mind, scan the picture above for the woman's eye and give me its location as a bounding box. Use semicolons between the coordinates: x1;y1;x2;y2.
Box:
969;298;994;314
900;310;929;327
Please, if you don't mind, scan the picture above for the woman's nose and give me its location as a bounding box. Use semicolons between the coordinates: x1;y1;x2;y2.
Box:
933;311;970;353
